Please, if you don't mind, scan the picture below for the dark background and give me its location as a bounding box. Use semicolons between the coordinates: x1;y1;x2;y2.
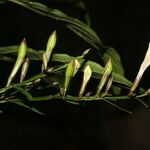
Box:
0;0;150;149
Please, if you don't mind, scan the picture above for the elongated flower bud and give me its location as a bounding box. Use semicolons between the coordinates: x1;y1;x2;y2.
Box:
18;38;27;59
96;58;113;97
46;31;57;56
20;57;30;82
129;42;150;96
6;38;27;87
101;77;113;98
63;60;75;97
81;48;91;57
42;31;57;71
78;65;92;99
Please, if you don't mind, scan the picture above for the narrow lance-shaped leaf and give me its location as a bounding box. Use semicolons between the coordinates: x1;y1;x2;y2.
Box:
42;30;57;71
6;38;27;87
63;60;75;97
10;99;45;115
104;99;132;114
8;0;102;50
20;57;30;82
129;42;150;96
0;55;14;62
95;58;113;97
79;65;92;99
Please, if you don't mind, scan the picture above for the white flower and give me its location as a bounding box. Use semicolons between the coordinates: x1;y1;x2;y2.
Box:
129;42;150;95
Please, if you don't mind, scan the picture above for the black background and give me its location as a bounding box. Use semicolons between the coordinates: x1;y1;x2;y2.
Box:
0;0;150;149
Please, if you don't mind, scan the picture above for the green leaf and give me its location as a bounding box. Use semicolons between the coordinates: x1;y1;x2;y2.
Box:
9;99;45;115
13;86;33;101
47;0;90;25
0;45;42;60
52;53;74;63
102;47;124;95
0;73;46;94
7;86;45;115
8;0;103;50
104;99;132;114
0;55;14;62
135;97;148;108
0;45;22;54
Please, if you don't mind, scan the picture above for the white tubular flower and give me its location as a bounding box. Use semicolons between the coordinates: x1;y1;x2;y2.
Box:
129;42;150;96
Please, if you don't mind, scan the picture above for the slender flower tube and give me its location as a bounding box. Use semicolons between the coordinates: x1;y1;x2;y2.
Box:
6;38;27;87
129;42;150;96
